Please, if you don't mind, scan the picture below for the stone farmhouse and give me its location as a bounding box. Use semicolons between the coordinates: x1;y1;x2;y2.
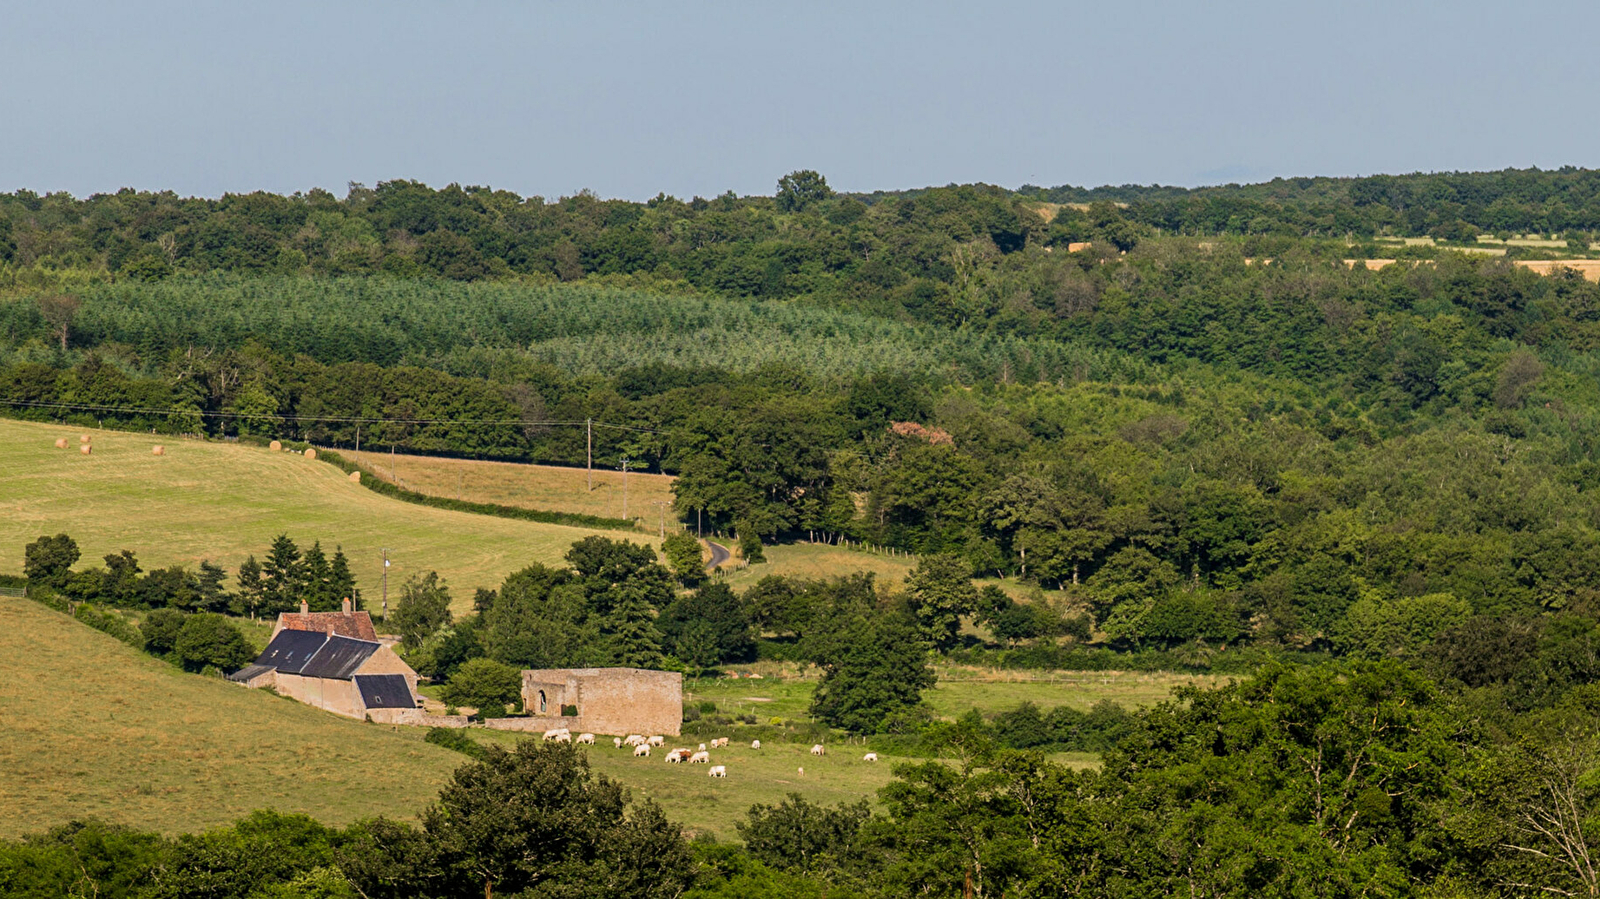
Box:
517;667;682;736
229;627;421;723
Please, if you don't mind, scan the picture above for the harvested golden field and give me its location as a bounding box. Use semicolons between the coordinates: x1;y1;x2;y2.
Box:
0;418;628;609
342;447;677;526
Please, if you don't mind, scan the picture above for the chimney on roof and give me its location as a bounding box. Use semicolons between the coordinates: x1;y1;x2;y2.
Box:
342;597;352;613
299;599;308;614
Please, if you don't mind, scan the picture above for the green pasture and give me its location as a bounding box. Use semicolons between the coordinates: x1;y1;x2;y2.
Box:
0;418;624;611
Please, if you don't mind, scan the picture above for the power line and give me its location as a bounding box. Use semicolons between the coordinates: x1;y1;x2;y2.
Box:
0;398;692;432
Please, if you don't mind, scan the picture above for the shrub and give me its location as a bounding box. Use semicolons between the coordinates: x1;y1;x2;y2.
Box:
141;608;187;655
74;603;144;649
425;727;486;759
173;613;255;672
441;658;523;711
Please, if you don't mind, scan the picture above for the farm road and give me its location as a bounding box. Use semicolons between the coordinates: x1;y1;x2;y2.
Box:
706;541;731;571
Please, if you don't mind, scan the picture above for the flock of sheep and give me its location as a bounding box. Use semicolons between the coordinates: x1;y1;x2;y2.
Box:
539;727;879;779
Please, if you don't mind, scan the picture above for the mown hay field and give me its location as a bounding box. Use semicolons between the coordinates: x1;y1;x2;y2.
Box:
0;418;627;609
343;448;677;525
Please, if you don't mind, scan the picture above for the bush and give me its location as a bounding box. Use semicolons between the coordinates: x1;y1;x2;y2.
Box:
425;727;486;759
173;613;255;672
141;608;187;655
441;658;523;711
74;603;144;649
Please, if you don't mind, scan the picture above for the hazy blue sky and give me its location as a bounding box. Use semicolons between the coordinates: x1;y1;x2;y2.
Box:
4;1;1598;200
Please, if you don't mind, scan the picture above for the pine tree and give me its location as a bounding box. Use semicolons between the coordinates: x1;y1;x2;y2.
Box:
261;534;303;615
329;546;359;607
601;589;665;668
195;560;230;613
303;540;332;610
236;555;264;620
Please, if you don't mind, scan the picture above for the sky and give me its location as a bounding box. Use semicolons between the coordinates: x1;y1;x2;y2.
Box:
3;1;1599;201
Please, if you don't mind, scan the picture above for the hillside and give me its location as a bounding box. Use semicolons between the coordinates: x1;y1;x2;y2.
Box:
351;448;677;525
0;596;457;836
0;419;627;609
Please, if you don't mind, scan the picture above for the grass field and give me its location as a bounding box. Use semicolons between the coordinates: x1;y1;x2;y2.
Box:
685;667;1219;724
0;597;458;837
720;542;917;590
7;590;1210;839
473;727;900;840
344;448;677;527
0;419;628;611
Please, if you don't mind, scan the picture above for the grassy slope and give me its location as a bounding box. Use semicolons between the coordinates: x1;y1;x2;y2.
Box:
5;593;1207;839
0;597;457;836
0;419;626;612
346;448;677;525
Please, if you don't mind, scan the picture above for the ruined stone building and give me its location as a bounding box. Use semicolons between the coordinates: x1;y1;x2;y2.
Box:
518;667;682;736
229;628;421;723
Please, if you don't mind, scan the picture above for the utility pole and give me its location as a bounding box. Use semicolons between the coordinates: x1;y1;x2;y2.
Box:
355;426;359;454
652;500;670;539
697;507;702;538
619;457;631;520
586;418;593;492
380;548;390;619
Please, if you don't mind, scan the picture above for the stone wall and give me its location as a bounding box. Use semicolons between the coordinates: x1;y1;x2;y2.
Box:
484;715;578;733
521;668;682;737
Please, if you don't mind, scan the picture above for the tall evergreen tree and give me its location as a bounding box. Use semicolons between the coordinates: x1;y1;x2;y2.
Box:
260;534;303;615
194;560;230;613
235;555;264;619
329;546;358;607
302;540;332;610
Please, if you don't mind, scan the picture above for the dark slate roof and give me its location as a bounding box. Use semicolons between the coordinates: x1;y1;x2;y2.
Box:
228;664;275;683
254;629;331;675
355;674;415;710
298;635;381;680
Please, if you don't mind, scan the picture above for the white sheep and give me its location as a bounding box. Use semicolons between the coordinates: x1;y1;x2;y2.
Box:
624;734;646;746
576;733;596;745
810;744;825;757
797;766;804;777
689;751;710;764
666;748;692;763
751;739;762;750
862;752;878;762
554;732;571;743
613;737;623;749
712;737;729;748
698;743;707;752
543;728;566;741
709;765;727;778
648;735;665;747
633;743;651;757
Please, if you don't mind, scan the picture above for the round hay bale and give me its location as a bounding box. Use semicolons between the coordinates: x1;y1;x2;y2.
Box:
269;440;282;452
152;446;165;456
54;438;68;449
79;434;91;444
348;470;361;483
303;447;317;460
80;444;92;455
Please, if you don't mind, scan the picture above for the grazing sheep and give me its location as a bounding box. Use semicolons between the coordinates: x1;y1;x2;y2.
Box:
810;744;825;756
625;734;646;746
576;733;596;744
633;743;652;757
543;728;566;741
712;737;729;748
797;766;804;777
751;740;762;750
648;735;666;747
709;765;727;778
698;743;707;752
554;732;571;743
614;737;623;749
666;748;693;763
689;751;710;764
863;752;879;762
